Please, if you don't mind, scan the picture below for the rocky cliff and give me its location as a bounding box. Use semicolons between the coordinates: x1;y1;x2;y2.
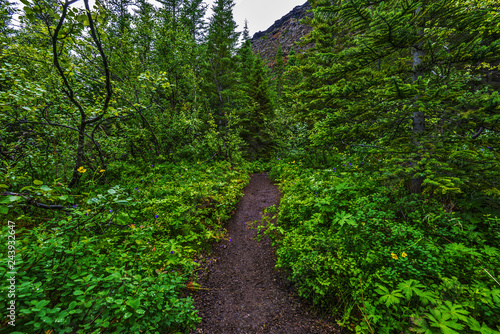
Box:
251;1;313;64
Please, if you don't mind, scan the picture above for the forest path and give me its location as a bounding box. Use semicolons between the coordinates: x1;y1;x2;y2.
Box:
191;173;345;334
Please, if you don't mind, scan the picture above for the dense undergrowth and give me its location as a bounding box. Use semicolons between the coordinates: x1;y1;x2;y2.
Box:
264;153;500;333
0;161;249;333
2;0;499;332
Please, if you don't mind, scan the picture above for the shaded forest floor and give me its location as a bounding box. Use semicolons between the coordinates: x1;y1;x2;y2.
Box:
190;173;347;333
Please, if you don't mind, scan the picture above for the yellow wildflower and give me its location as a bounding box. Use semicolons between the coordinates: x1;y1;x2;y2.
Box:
402;252;407;258
77;166;87;173
391;253;398;260
99;169;105;173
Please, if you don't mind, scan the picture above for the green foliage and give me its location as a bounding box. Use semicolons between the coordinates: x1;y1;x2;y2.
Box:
285;0;500;196
266;156;500;333
0;222;199;333
0;161;249;332
3;0;499;332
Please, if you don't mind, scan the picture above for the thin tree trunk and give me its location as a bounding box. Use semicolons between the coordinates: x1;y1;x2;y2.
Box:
409;4;426;194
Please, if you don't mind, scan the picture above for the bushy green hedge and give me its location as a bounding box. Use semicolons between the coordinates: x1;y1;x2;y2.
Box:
267;157;500;333
0;161;249;333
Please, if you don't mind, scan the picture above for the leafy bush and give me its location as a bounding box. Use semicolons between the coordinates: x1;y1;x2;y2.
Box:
267;156;500;333
0;221;199;333
0;161;249;333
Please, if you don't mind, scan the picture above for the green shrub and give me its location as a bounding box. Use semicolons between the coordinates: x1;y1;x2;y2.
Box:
266;156;500;333
0;161;249;333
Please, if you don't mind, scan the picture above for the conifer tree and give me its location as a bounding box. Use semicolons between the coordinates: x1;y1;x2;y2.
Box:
237;37;274;159
294;0;500;195
158;0;182;30
237;20;254;84
204;0;240;159
180;0;207;41
103;0;133;35
132;0;156;67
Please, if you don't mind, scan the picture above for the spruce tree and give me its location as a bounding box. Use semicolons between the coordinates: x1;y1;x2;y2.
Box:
293;0;500;195
132;0;156;67
237;20;254;84
205;0;240;139
103;0;133;35
180;0;207;41
237;41;274;159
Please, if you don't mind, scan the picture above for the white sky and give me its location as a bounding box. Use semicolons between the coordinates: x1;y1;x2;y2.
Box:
205;0;308;36
11;0;308;37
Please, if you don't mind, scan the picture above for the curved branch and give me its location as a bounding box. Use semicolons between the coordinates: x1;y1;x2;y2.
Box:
83;0;113;123
19;120;94;141
471;127;484;139
2;192;70;211
48;0;86;121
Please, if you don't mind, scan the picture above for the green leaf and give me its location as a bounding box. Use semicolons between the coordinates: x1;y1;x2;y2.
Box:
36;300;50;309
416;289;438;306
397;279;426;300
376;285;404;308
0;206;8;214
1;195;22;203
33;180;43;185
41;314;54;324
40;185;52;192
426;308;464;334
73;290;84;296
126;298;140;310
68;301;77;310
439;301;469;322
123;311;133;320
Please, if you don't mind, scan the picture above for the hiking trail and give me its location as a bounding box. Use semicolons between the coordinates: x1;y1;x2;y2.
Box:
191;173;346;334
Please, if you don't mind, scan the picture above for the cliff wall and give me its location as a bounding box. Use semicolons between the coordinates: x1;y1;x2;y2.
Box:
251;2;312;64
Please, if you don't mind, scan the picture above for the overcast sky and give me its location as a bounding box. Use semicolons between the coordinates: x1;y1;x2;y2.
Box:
11;0;308;37
205;0;307;37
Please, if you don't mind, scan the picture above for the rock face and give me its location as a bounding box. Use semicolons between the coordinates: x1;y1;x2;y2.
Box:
251;1;313;65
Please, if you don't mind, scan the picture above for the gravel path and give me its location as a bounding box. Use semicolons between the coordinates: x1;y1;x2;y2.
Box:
191;173;347;334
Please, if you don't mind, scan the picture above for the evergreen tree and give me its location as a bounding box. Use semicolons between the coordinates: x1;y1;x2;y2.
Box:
103;0;133;35
237;32;274;159
132;0;156;67
291;0;500;195
237;20;254;82
241;18;250;42
181;0;207;41
204;0;240;158
158;0;182;31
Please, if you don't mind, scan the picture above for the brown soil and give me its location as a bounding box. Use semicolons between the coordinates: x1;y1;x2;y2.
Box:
191;173;347;334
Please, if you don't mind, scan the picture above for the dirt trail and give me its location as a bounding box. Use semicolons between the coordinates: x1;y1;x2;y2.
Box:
191;173;345;334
